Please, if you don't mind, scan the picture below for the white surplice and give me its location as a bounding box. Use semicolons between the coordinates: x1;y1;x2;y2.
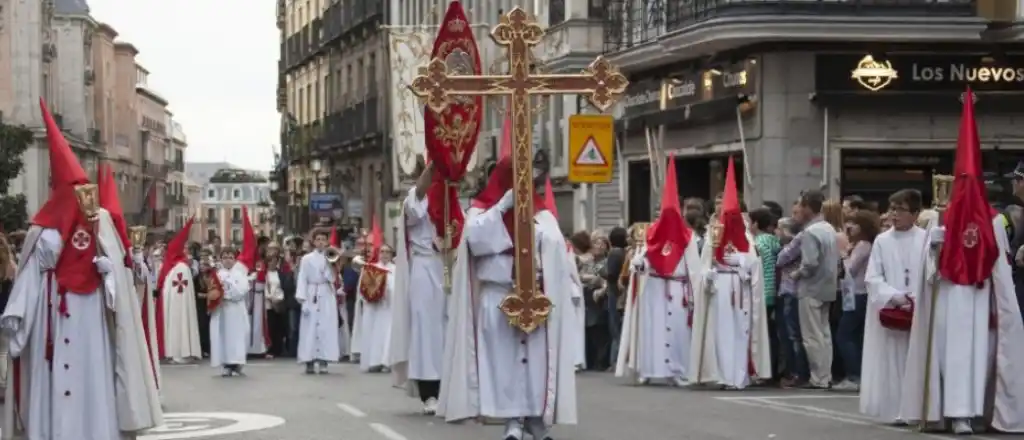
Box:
861;226;928;422
209;263;250;368
161;261;202;361
1;209;161;439
437;206;577;426
352;261;395;371
295;251;341;363
248;274;270;355
390;187;446;393
689;232;771;389
900;216;1024;431
616;239;701;382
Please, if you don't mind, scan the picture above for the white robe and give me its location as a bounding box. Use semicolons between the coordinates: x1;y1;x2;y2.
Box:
900;216;1024;431
295;251;341;363
209;264;250;368
161;261;202;361
390;187;446;392
1;210;161;439
248;274;270;355
141;260;161;363
566;250;585;369
437;206;577;425
352;260;395;371
861;226;928;422
616;239;701;382
133;257;162;392
688;231;771;389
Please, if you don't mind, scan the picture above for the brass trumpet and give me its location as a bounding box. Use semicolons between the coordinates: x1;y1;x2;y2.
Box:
325;246;343;264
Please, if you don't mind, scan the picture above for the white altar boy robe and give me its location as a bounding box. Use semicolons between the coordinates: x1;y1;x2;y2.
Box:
209;265;250;368
247;273;270;355
860;226;927;423
689;232;771;389
295;251;341;363
437;206;577;425
900;216;1024;431
616;239;701;383
390;187;446;389
352;260;395;371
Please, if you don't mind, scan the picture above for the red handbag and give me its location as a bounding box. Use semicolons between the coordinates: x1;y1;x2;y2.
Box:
879;297;914;331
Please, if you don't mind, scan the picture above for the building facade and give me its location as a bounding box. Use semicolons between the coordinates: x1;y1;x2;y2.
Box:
275;0;387;234
184;177;203;242
52;0;103;180
1;0;63;215
167;117;189;230
602;1;1024;223
201;168;274;245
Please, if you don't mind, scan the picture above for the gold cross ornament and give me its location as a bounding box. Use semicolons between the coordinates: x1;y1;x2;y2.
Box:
409;7;628;333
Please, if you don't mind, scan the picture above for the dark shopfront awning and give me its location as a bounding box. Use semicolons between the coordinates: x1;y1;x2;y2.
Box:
615;95;754;133
812;91;1024;113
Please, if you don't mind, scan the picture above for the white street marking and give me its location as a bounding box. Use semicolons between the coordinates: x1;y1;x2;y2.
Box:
139;412;285;439
715;394;857;400
337;403;368;418
370;423;409;440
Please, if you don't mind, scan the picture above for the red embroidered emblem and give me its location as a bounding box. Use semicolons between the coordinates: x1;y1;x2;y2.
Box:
172;272;189;294
71;228;91;250
963;223;980;249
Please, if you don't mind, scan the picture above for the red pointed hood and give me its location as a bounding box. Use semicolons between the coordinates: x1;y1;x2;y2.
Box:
472;116;515;211
714;156;750;264
368;214;383;263
157;216;194;289
544;177;559;220
236;206;258;271
645;155;691;276
329;226;341;248
33;98;91;230
97;163;132;265
938;87;998;285
34;98;101;294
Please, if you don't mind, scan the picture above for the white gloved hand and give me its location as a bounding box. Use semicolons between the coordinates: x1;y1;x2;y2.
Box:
132;250;145;265
724;252;747;268
497;189;515;213
93;256;114;274
928;226;946;246
890;293;910;307
704;269;718;284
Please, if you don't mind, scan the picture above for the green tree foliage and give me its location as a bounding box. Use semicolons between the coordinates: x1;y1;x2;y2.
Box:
0;123;32;232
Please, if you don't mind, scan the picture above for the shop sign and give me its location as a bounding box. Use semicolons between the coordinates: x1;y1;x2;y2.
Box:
619;58;759;121
817;53;1024;94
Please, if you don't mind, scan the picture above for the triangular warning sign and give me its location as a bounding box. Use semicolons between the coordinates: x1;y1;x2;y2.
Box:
573;136;607;167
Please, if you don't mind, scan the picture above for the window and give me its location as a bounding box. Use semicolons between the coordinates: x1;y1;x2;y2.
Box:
367;53;376;95
232;208;242;221
206;208;216;219
231;228;242;244
356;58;363;97
207;228;217;242
232;188;241;199
207;189;215;199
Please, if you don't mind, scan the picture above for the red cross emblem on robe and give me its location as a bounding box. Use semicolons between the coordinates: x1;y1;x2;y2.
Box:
172;272;189;294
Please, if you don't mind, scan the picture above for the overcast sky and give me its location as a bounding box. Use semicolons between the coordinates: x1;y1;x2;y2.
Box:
88;0;279;171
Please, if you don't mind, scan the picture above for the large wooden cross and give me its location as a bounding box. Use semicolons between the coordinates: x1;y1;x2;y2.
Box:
409;7;628;333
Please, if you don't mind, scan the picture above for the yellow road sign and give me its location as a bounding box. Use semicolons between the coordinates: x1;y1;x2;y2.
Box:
567;114;615;184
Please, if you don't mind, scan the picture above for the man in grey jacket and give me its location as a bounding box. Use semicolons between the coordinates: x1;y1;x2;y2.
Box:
791;190;839;389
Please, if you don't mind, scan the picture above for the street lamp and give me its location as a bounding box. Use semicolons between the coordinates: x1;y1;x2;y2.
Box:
310;158;323;173
270;180;279;191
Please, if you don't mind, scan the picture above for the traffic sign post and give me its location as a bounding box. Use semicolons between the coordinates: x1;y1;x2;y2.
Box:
567;114;615;183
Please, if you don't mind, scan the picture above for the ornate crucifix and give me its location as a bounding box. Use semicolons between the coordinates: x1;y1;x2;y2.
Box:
409;7;628;333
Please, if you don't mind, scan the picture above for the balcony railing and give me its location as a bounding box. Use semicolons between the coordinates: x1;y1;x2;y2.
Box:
173;159;184;172
604;0;977;53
